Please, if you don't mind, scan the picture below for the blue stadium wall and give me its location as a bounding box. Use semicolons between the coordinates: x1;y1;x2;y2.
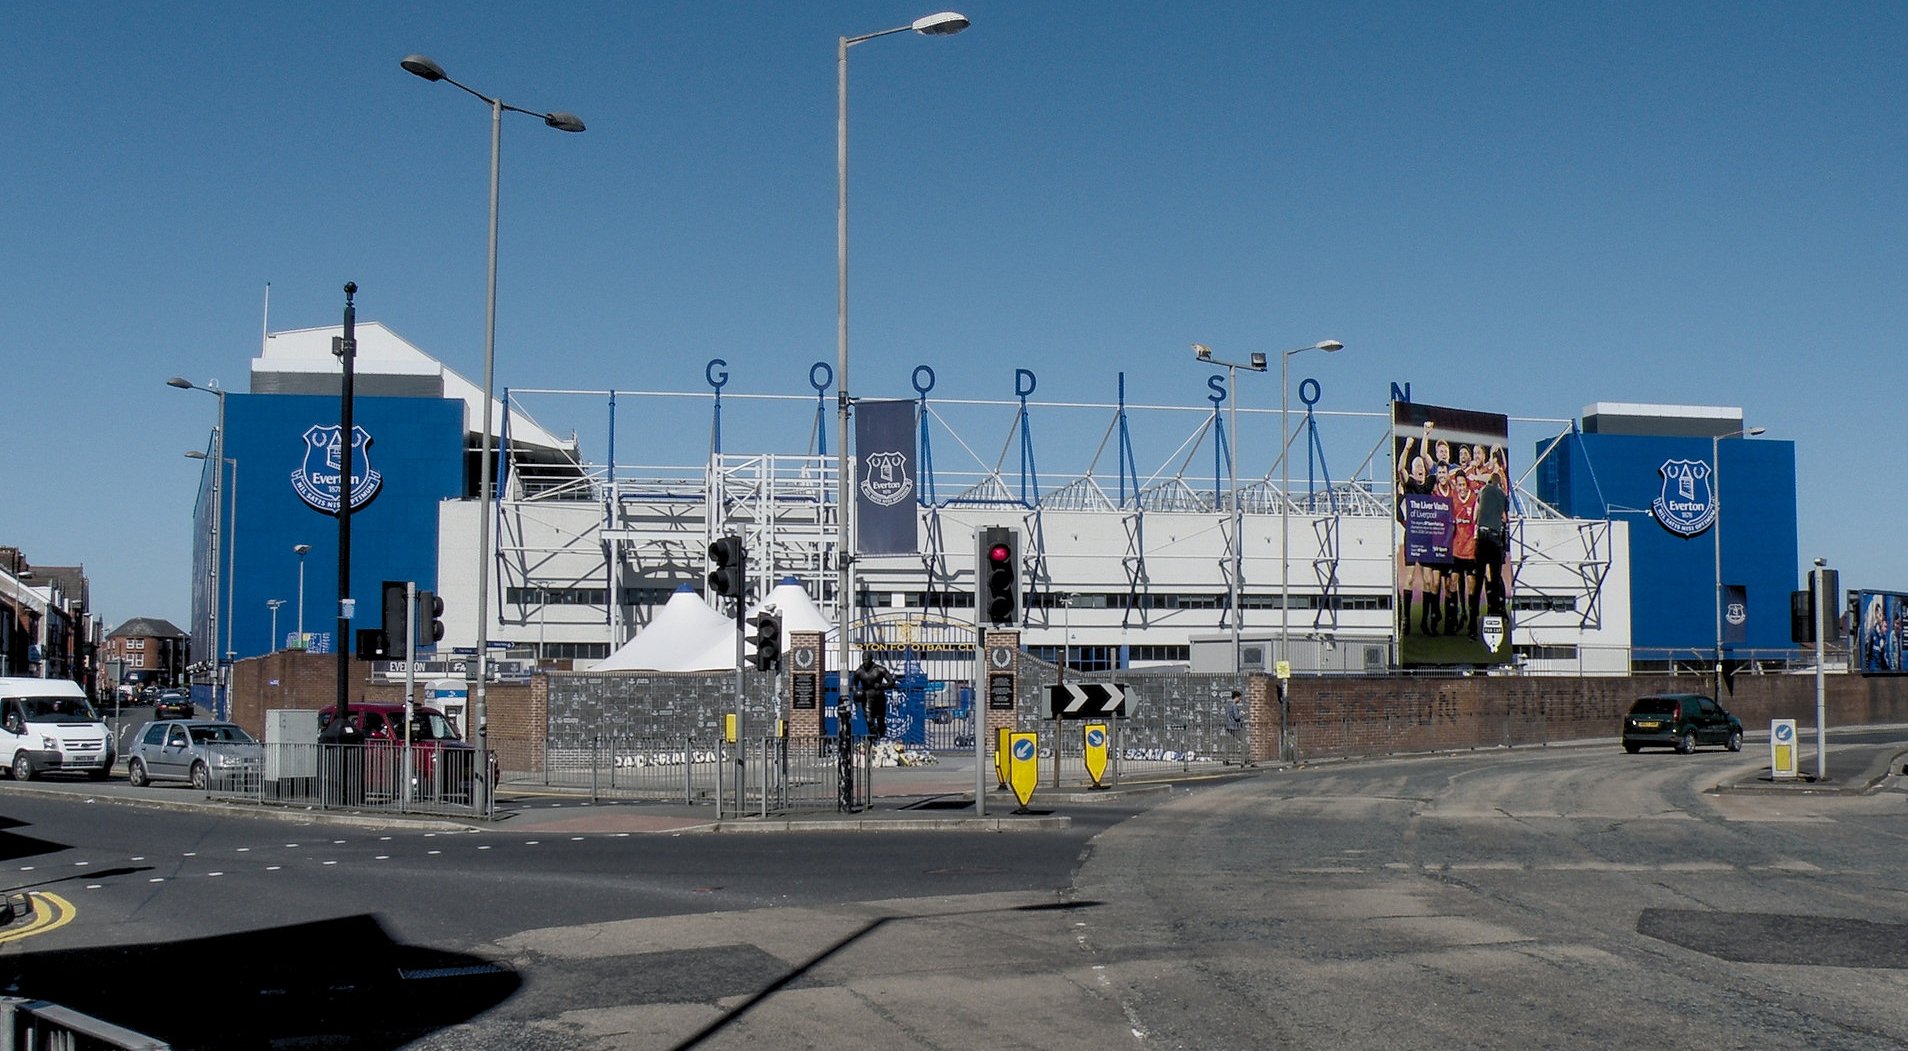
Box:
191;393;463;662
1538;432;1799;657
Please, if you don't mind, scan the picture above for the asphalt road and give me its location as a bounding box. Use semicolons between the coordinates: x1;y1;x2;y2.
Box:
4;732;1908;1049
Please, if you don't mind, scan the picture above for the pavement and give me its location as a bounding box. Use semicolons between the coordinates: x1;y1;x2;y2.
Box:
7;728;1906;835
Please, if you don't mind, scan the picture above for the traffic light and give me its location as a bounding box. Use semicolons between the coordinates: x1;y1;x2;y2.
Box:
356;627;390;661
381;581;409;654
708;536;746;599
977;526;1021;627
749;610;783;672
416;590;445;647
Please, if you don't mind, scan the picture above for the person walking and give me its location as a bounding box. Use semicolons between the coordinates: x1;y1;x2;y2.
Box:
1225;689;1254;767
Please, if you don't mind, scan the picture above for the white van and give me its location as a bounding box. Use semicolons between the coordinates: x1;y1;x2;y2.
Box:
0;677;114;781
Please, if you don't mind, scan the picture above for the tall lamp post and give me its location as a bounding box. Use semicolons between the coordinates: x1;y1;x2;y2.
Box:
184;449;236;718
1277;341;1344;668
267;599;286;652
1711;425;1766;697
835;10;969;705
168;377;226;706
293;544;311;649
1192;343;1267;684
402;53;584;811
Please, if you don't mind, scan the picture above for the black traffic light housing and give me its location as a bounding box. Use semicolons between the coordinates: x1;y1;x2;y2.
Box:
356;627;390;661
749;610;783;672
708;536;746;599
417;589;445;647
381;581;409;655
978;526;1021;627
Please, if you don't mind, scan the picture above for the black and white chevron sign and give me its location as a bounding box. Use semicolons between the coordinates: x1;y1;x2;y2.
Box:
1047;682;1132;720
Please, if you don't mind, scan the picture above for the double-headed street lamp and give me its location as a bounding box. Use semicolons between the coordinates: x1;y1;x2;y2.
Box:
834;11;969;702
1712;425;1766;697
402;53;584;801
267;599;286;651
1191;343;1267;683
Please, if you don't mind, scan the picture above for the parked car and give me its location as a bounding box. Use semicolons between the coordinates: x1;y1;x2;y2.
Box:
126;720;262;790
1622;693;1743;754
316;703;487;800
153;690;194;720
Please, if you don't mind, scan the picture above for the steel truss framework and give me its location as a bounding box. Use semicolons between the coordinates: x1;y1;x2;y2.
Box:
486;375;1613;665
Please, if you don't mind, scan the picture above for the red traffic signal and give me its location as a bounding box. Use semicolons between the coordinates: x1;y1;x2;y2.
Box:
979;527;1021;627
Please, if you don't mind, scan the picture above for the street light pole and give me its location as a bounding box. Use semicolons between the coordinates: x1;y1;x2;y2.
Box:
267;599;285;652
834;10;969;730
1279;340;1345;673
168;377;226;709
402;54;584;813
294;544;311;649
1711;425;1765;698
1191;344;1266;684
184;449;237;717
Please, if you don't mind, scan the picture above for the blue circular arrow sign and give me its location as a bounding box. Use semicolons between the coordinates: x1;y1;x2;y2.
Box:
1086;728;1106;747
1774;723;1794;742
1012;738;1036;761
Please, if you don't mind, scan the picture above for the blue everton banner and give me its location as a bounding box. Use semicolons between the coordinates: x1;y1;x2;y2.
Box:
854;399;918;555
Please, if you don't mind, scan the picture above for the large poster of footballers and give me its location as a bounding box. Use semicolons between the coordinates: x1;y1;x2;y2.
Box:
1393;401;1514;666
1856;591;1907;675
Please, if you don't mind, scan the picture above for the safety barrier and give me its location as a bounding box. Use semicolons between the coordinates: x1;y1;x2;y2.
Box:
0;997;168;1050
203;742;491;818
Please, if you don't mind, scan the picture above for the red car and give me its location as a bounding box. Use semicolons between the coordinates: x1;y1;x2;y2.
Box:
316;703;487;801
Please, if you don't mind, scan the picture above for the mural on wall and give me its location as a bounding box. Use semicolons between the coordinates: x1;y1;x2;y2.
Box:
1392;401;1514;667
292;425;383;515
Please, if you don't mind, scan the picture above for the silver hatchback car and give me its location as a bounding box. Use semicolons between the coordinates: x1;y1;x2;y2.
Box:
126;720;262;790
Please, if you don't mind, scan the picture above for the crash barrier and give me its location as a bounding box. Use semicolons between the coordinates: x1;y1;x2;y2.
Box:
0;996;169;1050
201;741;493;818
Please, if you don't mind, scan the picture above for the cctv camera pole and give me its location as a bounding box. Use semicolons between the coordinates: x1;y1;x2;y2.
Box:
1814;558;1829;781
319;283;363;801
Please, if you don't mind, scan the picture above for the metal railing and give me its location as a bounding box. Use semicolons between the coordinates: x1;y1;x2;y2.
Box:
203;742;491;818
0;997;168;1050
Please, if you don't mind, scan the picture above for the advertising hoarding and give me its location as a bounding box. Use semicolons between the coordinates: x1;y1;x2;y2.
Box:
1393;401;1514;667
1855;590;1908;675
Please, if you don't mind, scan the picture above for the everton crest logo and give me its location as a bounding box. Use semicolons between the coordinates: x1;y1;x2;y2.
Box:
1650;458;1715;537
859;450;914;508
291;425;383;515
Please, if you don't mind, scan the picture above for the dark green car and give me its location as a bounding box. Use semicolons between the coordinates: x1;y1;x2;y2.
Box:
1622;693;1744;754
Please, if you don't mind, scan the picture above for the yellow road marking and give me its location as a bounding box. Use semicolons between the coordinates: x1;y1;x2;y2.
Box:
0;893;76;944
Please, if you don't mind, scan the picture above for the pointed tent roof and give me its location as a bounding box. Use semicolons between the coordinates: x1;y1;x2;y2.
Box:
593;586;736;672
681;578;831;670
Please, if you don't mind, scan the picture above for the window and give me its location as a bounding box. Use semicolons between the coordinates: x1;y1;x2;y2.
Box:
506;587;609;605
1514;644;1579;661
542;642;610;661
142;724;166;746
126;639;145;652
1129;644;1189;663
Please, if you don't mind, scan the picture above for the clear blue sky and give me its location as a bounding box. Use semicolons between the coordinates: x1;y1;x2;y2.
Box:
6;1;1903;629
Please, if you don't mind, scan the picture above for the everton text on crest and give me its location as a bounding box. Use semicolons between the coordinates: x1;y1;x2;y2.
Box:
859;450;914;507
1650;458;1715;537
292;424;383;515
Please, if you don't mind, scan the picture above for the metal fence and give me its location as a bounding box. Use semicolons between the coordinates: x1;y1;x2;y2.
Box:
0;997;168;1050
488;732;875;816
203;742;491;818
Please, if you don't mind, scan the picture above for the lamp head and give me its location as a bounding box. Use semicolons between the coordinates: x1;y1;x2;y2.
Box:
545;112;586;133
400;54;446;82
294;544;311;556
1814;556;1826;567
1316;340;1344;352
912;11;970;35
166;376;193;390
184;450;207;460
1192;343;1213;361
1249;352;1268;370
1747;426;1766;437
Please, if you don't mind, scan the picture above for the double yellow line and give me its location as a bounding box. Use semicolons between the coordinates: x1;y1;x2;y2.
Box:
0;893;75;944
